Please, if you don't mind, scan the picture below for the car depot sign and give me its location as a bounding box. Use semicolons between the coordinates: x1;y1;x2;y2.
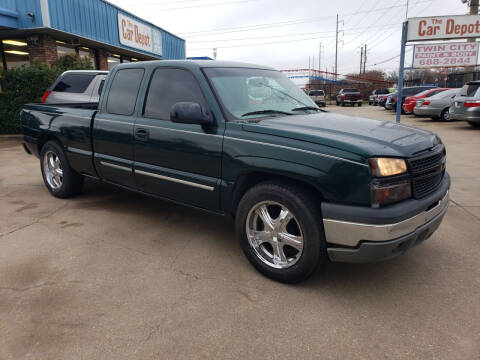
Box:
413;42;479;68
118;13;162;56
407;15;480;41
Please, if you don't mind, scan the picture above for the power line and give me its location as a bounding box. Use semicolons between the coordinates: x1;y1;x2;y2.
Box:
188;34;337;50
135;0;259;11
187;23;403;44
180;0;432;36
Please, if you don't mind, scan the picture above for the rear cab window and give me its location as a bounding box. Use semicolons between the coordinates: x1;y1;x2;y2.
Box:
53;73;95;93
106;68;145;116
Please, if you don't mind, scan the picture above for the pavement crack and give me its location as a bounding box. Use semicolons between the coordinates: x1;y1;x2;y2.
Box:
0;220;39;237
450;199;480;222
0;281;57;292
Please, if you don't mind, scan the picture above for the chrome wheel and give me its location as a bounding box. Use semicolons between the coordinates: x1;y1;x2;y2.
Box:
441;109;450;121
246;201;304;269
43;150;63;190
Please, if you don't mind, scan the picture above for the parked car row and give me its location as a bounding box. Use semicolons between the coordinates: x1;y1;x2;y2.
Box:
374;82;480;128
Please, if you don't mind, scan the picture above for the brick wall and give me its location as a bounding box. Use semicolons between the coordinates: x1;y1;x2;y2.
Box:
97;49;109;70
27;35;58;65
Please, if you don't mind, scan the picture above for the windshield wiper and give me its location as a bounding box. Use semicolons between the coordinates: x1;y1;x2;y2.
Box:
241;109;292;117
291;106;326;112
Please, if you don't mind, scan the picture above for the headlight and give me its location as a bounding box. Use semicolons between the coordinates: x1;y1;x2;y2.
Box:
369;157;407;177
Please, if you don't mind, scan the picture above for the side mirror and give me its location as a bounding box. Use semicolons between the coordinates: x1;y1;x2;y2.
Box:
170;102;213;126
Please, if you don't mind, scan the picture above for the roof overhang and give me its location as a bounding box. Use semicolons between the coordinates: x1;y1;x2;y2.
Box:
0;27;161;60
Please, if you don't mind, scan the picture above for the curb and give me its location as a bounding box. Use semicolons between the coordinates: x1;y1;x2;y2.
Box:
0;134;23;141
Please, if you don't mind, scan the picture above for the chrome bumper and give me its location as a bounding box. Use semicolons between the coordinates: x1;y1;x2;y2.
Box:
323;191;449;248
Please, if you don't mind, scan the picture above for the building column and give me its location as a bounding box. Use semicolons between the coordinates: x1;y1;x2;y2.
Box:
97;49;109;70
27;34;58;65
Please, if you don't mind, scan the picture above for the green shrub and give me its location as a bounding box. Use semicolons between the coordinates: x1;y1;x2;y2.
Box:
0;54;94;134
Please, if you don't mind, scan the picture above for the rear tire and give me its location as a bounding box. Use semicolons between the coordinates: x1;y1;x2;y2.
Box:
236;182;327;283
468;122;480;128
40;141;83;198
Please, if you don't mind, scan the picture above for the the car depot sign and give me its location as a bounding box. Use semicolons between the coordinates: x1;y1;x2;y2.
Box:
118;13;162;56
408;15;480;41
413;42;479;68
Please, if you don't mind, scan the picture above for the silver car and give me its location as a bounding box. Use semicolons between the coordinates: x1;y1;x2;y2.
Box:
43;70;108;104
413;88;459;121
449;81;480;128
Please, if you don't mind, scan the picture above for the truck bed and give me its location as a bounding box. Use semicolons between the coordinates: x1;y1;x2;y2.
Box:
22;103;98;177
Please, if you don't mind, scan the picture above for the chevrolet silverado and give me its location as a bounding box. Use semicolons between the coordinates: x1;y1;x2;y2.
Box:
21;60;450;283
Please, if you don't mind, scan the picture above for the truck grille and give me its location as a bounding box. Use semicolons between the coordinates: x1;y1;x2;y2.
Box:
408;145;446;199
412;172;444;198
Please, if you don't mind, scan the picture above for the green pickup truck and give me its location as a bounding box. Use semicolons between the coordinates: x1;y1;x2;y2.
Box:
21;60;450;283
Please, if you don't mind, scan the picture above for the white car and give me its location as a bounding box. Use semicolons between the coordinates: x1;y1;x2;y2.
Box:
308;90;326;107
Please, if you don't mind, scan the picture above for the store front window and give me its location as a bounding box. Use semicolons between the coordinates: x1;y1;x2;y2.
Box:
108;54;121;69
2;39;29;69
78;46;95;67
56;41;76;57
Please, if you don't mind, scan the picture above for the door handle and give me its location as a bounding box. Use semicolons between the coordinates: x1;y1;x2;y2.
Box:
135;128;149;141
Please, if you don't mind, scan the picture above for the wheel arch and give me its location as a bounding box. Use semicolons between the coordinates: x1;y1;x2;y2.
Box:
37;133;63;154
229;171;326;217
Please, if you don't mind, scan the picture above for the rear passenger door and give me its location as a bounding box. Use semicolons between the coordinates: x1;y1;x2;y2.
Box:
93;68;145;188
133;67;223;211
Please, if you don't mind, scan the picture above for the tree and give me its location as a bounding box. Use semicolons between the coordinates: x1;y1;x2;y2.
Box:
0;54;95;134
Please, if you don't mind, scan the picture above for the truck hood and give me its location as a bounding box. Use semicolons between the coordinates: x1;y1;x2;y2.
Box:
242;112;439;158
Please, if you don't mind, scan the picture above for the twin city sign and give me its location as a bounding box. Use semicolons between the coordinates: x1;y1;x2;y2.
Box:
407;15;480;69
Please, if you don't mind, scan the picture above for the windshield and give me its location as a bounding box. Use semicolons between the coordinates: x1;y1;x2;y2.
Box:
343;89;359;93
309;90;324;96
204;67;317;120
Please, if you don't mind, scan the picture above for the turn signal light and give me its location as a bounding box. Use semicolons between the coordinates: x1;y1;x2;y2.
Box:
464;100;480;107
423;101;430;105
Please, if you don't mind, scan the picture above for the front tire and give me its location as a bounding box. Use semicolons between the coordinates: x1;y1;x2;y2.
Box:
40;141;83;198
236;182;327;283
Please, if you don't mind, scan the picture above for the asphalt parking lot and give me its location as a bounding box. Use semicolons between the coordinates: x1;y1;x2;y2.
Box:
1;106;480;360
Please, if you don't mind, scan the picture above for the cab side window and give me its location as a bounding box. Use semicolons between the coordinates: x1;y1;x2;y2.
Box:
143;68;207;120
106;69;144;116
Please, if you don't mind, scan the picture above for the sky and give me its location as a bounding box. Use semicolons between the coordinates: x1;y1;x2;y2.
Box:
110;0;468;80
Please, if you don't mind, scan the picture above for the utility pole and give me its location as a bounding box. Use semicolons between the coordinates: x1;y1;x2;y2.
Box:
335;14;339;79
363;44;367;74
466;0;479;81
318;42;322;74
360;45;363;74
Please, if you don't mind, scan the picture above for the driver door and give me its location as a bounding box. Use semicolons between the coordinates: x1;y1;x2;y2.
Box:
133;67;223;211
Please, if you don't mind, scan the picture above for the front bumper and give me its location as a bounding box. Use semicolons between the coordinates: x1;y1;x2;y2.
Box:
385;101;396;110
343;99;362;104
323;173;450;263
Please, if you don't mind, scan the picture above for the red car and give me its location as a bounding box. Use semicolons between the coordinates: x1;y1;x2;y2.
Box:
402;88;450;114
